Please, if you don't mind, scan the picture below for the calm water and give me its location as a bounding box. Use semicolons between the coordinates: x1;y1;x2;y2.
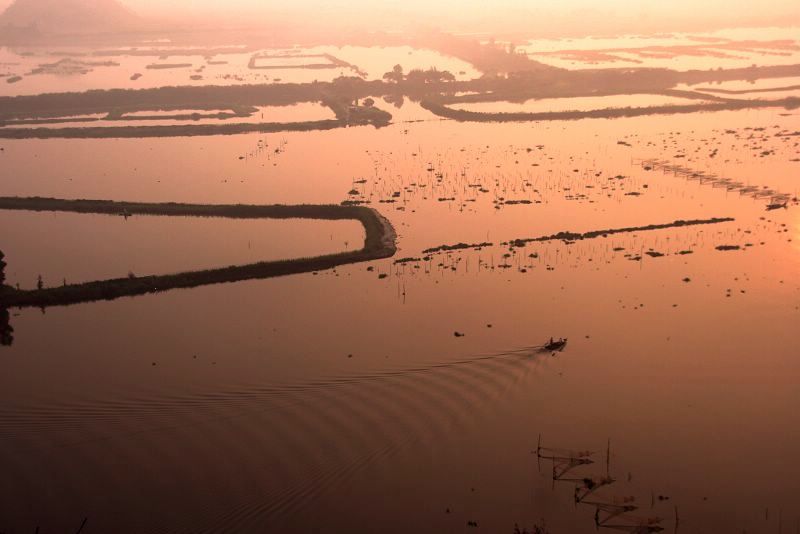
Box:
0;211;364;287
520;26;800;70
450;94;716;113
1;35;799;534
1;103;337;129
0;44;478;96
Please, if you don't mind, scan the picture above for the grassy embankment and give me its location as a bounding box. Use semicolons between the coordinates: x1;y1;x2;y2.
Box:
420;96;800;122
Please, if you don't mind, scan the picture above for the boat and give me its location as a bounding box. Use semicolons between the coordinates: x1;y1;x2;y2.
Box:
545;338;568;351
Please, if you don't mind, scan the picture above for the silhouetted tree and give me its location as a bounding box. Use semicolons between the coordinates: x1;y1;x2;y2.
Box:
331;75;367;92
405;68;456;85
382;64;404;83
37;275;43;290
0;250;6;287
383;93;405;109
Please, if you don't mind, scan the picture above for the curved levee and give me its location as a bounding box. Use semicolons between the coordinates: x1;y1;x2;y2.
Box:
0;197;397;308
420;95;800;122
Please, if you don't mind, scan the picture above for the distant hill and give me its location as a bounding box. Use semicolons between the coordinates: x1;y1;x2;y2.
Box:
0;0;141;35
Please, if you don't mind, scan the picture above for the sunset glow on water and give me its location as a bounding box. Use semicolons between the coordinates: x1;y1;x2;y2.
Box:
0;1;799;533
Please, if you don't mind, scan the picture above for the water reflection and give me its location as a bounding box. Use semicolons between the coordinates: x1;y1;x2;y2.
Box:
0;249;10;346
1;22;800;533
794;214;800;256
0;308;12;346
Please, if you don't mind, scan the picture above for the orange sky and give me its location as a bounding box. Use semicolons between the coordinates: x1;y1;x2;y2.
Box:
1;0;799;34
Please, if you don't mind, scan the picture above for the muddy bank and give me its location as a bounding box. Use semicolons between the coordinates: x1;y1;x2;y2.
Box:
422;217;734;254
0;197;396;308
507;217;736;246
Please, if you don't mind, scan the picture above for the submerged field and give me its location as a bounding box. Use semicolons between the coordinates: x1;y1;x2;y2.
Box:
1;26;799;534
0;103;337;129
519;26;800;70
0;42;481;96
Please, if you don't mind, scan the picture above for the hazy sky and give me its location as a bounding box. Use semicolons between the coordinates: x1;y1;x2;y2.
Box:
1;0;798;35
2;0;798;16
117;0;796;12
111;0;800;18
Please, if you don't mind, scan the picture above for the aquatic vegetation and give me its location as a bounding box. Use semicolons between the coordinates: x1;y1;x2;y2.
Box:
422;242;494;254
423;218;734;256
